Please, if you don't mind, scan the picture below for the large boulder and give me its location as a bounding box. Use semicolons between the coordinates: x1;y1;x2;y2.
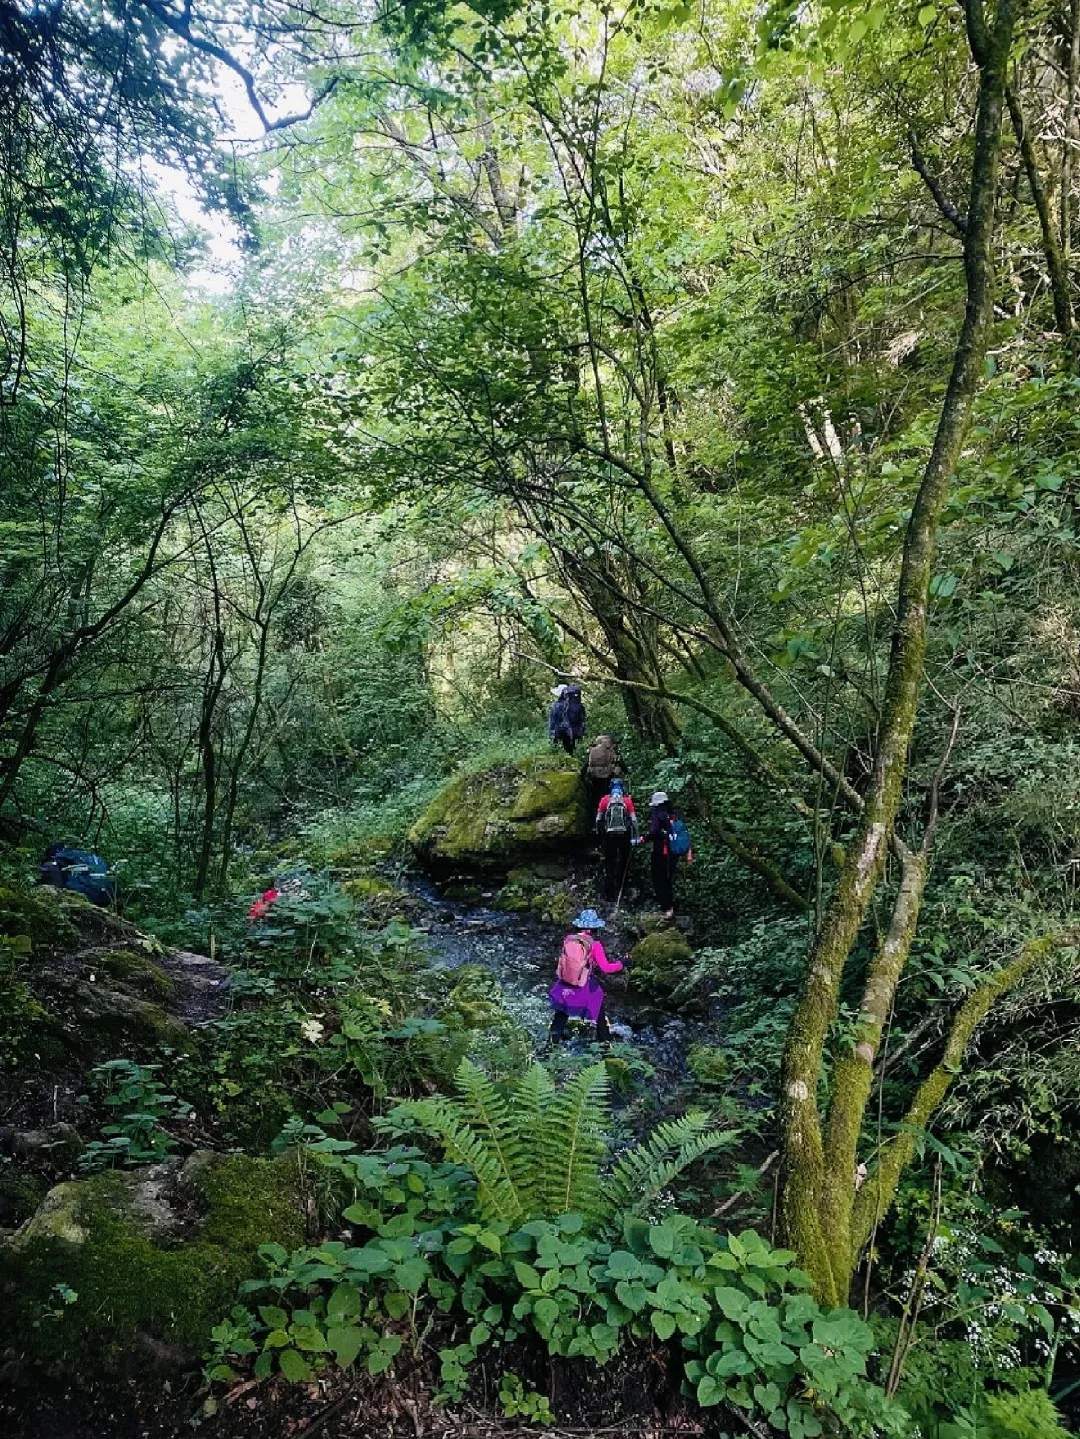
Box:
409;755;589;871
0;883;232;1182
629;928;693;1000
0;1151;305;1372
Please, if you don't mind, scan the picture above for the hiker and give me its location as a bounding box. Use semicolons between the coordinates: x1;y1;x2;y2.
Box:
648;792;692;919
38;844;116;908
547;685;569;751
548;682;586;755
595;779;638;903
585;732;620;812
549;909;624;1043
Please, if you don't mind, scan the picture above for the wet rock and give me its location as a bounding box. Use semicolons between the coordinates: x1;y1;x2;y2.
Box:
494;862;579;926
629;929;693;1001
5;1124;82;1165
409;756;589;871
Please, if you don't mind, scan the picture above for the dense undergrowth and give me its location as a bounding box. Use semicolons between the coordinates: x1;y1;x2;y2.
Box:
4;0;1080;1432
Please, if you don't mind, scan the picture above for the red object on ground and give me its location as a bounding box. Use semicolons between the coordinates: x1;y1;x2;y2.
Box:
248;887;280;921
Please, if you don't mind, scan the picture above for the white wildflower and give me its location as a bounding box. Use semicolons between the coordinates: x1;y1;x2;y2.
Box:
300;1018;325;1043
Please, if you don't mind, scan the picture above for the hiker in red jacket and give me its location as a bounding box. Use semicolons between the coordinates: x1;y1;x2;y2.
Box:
595;780;639;902
248;883;280;921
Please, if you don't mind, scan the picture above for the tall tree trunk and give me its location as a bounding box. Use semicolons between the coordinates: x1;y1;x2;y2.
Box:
777;0;1018;1306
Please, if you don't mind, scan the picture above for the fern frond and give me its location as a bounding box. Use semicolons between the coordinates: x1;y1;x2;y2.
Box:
541;1062;610;1219
452;1059;528;1221
510;1064;557;1216
391;1094;521;1223
603;1113;739;1220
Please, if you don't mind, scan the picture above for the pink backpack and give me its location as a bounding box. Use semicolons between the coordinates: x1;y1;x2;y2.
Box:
557;933;592;987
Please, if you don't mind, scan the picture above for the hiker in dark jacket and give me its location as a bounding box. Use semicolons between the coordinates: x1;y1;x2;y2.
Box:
648;792;678;919
548;685;569;750
548;683;586;755
595;779;638;902
563;685;586;751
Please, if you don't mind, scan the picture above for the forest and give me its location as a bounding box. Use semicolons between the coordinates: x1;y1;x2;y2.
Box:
0;0;1078;1434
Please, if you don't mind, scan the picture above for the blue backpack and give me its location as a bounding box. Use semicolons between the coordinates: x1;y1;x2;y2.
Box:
39;846;116;908
667;816;692;859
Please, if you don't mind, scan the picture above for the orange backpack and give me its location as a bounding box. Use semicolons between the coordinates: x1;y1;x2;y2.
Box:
557;932;592;987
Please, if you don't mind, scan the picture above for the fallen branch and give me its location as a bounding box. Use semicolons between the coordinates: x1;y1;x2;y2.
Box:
713;1151;780;1216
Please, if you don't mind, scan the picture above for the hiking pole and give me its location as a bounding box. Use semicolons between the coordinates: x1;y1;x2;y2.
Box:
612;843;631;918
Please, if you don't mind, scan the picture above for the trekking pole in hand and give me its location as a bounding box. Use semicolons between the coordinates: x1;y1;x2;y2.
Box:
613;844;633;917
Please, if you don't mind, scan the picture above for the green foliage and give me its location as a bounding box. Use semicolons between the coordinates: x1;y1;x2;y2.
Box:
210;1135;898;1433
390;1059;736;1228
980;1389;1071;1439
78;1060;193;1171
498;1373;554;1425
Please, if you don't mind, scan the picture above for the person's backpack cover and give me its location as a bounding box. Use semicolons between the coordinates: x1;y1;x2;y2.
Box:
667;816;692;858
587;737;616;777
557;933;592;987
604;794;630;835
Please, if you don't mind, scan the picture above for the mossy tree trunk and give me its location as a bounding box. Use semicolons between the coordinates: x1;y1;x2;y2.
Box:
776;0;1021;1306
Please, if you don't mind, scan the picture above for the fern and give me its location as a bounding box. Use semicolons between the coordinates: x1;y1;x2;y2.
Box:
395;1093;522;1221
539;1062;609;1218
509;1063;556;1216
604;1114;740;1221
394;1059;731;1232
453;1059;528;1217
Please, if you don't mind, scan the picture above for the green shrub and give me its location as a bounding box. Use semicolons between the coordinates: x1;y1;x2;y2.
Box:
209;1134;901;1436
390;1059;736;1227
982;1389;1070;1439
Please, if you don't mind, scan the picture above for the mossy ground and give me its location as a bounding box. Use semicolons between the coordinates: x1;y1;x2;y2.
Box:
97;948;176;999
1;1154;304;1367
0;884;78;950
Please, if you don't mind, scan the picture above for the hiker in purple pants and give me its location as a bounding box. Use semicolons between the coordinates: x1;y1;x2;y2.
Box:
549;909;623;1043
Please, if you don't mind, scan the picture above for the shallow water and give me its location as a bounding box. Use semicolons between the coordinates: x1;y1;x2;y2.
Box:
404;870;714;1080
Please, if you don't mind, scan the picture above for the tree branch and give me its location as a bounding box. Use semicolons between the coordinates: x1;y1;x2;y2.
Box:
850;931;1062;1256
908;128;968;237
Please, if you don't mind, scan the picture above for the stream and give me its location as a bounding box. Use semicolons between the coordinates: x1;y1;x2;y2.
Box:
404;870;717;1081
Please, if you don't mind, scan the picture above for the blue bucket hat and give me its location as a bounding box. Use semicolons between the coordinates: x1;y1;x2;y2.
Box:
573;908;606;930
610;779;624;795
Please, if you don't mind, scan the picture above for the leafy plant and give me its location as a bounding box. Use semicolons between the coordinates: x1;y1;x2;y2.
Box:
78;1060;193;1171
498;1372;554;1425
209;1124;902;1435
388;1058;736;1228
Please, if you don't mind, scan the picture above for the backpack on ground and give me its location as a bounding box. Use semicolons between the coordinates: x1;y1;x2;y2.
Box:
667;816;692;858
39;846;116;907
557;932;592;987
603;794;630;836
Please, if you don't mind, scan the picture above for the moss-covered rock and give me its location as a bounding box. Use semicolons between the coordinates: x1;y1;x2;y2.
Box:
629;929;693;1000
0;885;78;951
409;756;588;871
37;976;190;1052
97;949;175;999
1;1151;305;1371
494;863;579;926
0;1163;47;1228
341;875;419;923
